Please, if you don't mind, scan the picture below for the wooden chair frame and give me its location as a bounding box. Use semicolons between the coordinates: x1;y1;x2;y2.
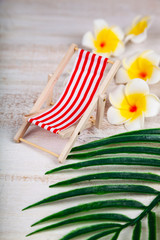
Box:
14;43;121;163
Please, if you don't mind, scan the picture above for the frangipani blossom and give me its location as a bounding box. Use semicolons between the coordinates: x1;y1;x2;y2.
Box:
107;79;160;131
125;16;152;44
82;19;125;57
116;50;160;84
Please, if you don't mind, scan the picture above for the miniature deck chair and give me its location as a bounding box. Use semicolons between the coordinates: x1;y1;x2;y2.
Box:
14;43;121;163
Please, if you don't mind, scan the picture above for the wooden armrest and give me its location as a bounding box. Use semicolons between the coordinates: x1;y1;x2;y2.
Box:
24;106;51;120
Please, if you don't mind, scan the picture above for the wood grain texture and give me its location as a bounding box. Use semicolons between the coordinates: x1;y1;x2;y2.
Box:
0;0;160;239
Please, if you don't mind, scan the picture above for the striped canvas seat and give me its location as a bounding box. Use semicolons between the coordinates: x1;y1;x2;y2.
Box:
28;49;108;134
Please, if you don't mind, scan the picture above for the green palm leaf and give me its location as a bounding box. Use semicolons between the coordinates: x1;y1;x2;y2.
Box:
86;229;119;240
59;223;122;240
26;213;130;236
111;230;121;240
45;156;160;174
68;146;160;159
50;172;160;187
132;221;141;240
22;185;159;210
31;199;145;226
148;212;156;240
72;128;160;152
71;134;160;152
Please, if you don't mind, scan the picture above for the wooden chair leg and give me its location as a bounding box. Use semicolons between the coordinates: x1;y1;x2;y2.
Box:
58;130;79;163
46;73;54;106
96;94;106;129
14;121;31;142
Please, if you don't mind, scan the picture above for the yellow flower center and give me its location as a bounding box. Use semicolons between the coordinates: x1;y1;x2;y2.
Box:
93;28;120;53
129;17;149;35
120;93;146;121
127;57;153;81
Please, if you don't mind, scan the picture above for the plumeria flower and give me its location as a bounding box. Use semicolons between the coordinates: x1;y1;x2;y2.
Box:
116;50;160;84
82;19;125;57
107;78;160;131
125;16;152;44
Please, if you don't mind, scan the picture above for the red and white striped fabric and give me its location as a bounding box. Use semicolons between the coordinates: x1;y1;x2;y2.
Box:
28;49;108;133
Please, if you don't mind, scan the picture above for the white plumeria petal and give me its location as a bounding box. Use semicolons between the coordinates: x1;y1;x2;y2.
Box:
122;54;138;70
116;68;129;84
125;78;149;96
132;15;142;26
144;94;160;117
142;16;152;29
131;31;147;43
107;106;129;125
141;50;160;65
112;41;125;57
111;26;124;40
147;66;160;84
109;85;125;109
125;16;152;44
82;31;95;49
124;114;144;131
124;34;134;44
94;19;108;36
125;16;141;36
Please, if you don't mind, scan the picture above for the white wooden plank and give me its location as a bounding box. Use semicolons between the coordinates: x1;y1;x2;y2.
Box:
0;0;160;239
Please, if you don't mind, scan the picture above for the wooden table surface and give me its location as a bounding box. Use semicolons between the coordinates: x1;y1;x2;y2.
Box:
0;0;160;239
